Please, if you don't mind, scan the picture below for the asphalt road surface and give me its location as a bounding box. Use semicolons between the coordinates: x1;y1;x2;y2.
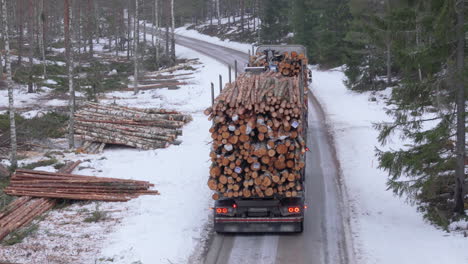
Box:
172;33;353;264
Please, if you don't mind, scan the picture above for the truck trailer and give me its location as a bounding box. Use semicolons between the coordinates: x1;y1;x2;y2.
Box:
205;45;309;233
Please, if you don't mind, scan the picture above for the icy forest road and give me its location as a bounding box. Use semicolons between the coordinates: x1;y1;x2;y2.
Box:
171;33;354;264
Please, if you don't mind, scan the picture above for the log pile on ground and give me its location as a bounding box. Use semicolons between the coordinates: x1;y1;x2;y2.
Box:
126;59;198;91
249;51;309;83
204;72;307;200
74;102;192;150
0;161;81;241
5;169;159;202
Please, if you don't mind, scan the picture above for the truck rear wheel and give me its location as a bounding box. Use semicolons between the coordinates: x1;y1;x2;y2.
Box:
296;222;304;233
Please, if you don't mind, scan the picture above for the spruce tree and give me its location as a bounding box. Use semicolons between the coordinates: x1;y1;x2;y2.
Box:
376;0;467;226
259;0;291;44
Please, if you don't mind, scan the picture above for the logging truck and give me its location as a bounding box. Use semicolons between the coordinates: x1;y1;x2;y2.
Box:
206;45;309;233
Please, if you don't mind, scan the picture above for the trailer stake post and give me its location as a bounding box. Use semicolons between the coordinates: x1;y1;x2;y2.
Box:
229;65;232;83
235;60;238;79
219;75;222;92
211;82;215;105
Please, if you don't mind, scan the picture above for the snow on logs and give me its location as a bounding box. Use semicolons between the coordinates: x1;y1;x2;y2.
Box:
74;102;192;150
205;72;307;200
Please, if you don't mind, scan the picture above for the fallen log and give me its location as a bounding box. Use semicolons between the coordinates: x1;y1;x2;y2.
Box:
0;161;82;241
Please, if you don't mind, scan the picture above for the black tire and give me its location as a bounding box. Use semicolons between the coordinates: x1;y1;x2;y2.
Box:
296;222;304;233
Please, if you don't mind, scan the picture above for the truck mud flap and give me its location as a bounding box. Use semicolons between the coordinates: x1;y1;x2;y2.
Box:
214;217;303;233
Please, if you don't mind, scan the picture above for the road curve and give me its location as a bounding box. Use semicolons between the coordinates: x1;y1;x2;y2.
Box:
173;33;353;264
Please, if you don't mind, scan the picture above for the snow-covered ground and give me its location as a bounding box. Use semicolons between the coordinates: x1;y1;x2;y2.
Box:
175;26;252;54
311;67;468;264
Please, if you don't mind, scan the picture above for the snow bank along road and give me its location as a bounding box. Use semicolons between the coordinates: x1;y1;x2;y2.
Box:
173;33;353;264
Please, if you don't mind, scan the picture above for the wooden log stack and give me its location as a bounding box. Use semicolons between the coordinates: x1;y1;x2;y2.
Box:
204;72;307;200
74;102;192;150
249;51;309;83
0;161;81;241
4;169;159;202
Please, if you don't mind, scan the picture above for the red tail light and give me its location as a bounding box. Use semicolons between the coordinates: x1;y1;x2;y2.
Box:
232;204;237;208
216;207;230;214
288;207;301;213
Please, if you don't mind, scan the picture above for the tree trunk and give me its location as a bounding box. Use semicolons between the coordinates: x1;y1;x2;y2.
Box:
386;41;391;86
154;0;159;68
142;0;146;43
38;0;46;78
18;0;23;65
453;0;465;215
87;0;94;56
217;0;220;26
240;0;244;35
127;6;131;59
2;0;17;169
65;0;75;149
170;0;175;62
165;0;169;57
27;0;34;93
134;0;139;95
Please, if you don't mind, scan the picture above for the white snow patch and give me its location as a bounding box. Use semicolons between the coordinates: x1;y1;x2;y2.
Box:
175;26;252;54
45;79;58;85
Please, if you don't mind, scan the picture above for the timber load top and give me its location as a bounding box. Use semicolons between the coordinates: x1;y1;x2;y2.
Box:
248;49;310;83
205;72;307;200
74;102;192;150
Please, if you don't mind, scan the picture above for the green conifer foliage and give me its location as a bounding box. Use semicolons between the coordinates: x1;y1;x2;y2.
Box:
375;0;467;226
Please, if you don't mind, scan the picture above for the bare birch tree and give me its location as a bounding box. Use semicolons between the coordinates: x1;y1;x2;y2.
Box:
453;0;465;215
2;0;17;168
27;0;34;93
38;0;46;78
170;0;175;62
65;0;75;149
154;0;159;68
134;0;139;94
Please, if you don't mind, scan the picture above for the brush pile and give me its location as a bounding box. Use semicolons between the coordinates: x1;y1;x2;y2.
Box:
74;102;192;150
5;169;159;202
204;72;307;200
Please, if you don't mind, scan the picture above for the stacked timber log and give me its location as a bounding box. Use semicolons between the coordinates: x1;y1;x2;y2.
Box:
249;51;309;83
78;141;106;154
0;161;81;241
5;169;159;202
126;59;198;91
204;72;307;200
74;102;192;150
